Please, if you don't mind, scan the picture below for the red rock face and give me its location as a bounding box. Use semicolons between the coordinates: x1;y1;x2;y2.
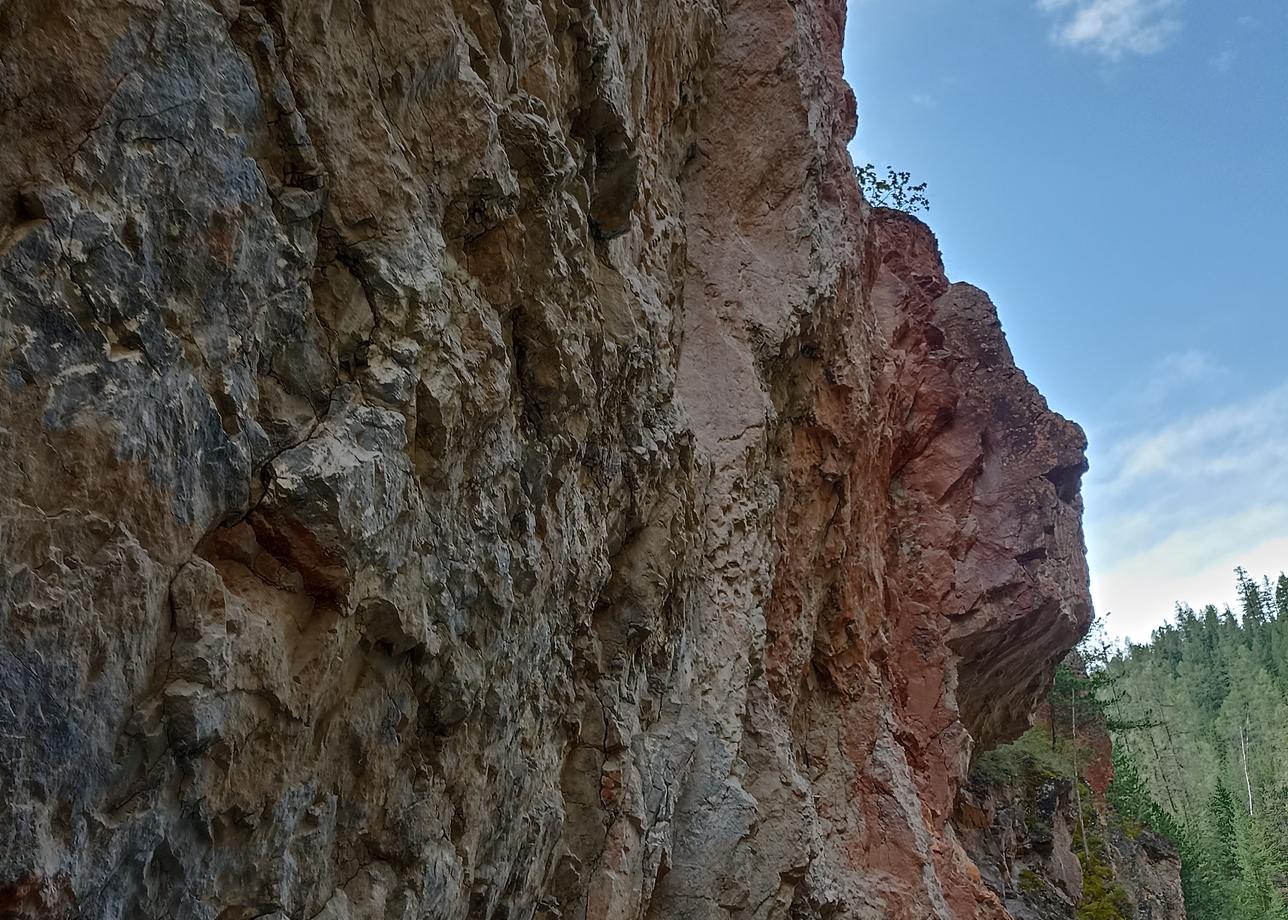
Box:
736;207;1093;917
874;211;1093;755
871;211;1092;912
671;0;1091;912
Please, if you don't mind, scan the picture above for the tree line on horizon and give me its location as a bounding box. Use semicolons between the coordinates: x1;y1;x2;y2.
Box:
1104;568;1288;919
973;567;1288;918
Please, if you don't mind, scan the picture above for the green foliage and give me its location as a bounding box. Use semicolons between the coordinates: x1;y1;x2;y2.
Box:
972;725;1073;789
1072;782;1132;920
1076;855;1131;920
974;577;1288;920
1106;743;1154;830
971;620;1161;917
1107;743;1219;915
1018;868;1043;893
1210;781;1241;877
1105;566;1288;919
1232;813;1288;920
855;163;930;214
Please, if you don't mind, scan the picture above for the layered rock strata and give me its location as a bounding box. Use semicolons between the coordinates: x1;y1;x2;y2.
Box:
0;1;1091;918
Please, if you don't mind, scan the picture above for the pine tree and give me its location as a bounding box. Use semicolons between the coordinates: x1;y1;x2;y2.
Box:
1106;566;1288;919
1209;781;1240;877
1233;811;1288;920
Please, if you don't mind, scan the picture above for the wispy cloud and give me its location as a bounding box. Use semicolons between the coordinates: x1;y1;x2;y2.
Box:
1037;0;1182;59
910;93;937;108
1085;379;1288;640
1134;349;1225;406
1092;515;1288;639
1210;45;1238;75
1100;382;1288;493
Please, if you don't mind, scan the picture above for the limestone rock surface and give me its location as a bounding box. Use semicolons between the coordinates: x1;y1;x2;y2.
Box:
0;1;1091;918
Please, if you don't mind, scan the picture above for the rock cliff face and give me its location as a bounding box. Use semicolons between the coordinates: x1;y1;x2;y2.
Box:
0;2;1091;918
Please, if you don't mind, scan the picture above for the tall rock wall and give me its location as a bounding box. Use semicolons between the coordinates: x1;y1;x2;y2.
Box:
0;2;1091;918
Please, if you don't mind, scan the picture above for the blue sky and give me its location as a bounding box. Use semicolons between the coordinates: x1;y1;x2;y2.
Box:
843;0;1288;642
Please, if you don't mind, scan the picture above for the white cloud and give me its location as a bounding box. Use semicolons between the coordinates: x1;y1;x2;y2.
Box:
1037;0;1182;59
911;93;937;108
1095;531;1288;644
1099;382;1288;493
1085;379;1288;642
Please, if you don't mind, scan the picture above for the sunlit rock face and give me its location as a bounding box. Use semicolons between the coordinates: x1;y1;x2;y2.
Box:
0;1;1090;918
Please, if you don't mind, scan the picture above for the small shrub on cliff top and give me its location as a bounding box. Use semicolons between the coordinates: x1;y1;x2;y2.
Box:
855;163;930;214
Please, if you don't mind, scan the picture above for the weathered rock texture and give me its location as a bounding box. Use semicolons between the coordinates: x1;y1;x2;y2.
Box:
0;1;1091;918
958;709;1186;919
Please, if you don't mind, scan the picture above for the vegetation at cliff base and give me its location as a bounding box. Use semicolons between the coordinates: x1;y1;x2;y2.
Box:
967;570;1288;919
968;619;1152;919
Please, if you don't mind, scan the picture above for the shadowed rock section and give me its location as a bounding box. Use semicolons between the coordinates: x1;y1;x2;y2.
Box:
0;1;1090;918
958;689;1185;919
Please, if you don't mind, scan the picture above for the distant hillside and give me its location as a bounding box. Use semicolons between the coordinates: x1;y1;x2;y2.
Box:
1108;569;1288;920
